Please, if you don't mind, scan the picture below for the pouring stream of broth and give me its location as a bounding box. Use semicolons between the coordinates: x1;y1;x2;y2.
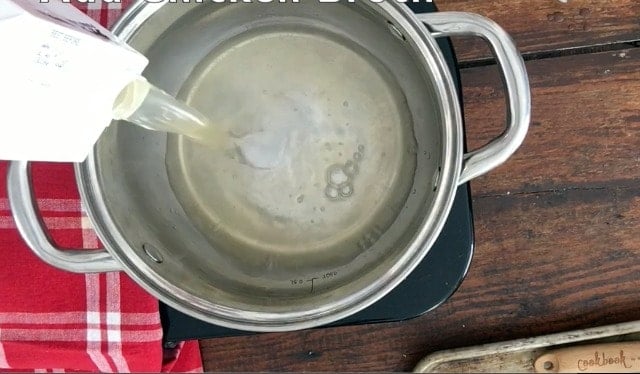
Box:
113;77;286;169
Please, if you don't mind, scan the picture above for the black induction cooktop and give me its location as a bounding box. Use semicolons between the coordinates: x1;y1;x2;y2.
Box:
160;0;474;343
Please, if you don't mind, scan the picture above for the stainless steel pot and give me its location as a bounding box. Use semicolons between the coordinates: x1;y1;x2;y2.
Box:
8;0;530;332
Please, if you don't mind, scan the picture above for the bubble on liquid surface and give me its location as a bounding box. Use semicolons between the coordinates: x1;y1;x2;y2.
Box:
323;145;366;201
343;160;358;176
325;186;339;200
340;183;353;197
326;164;349;187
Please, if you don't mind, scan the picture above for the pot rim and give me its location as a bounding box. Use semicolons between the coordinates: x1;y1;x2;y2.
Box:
76;0;463;332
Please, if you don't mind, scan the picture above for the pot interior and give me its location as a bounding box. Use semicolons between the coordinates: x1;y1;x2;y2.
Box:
93;0;444;326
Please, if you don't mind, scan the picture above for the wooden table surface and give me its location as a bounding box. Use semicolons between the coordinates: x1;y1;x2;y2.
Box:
200;0;640;371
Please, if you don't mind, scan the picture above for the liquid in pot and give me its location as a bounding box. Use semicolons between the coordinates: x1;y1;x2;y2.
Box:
163;26;418;293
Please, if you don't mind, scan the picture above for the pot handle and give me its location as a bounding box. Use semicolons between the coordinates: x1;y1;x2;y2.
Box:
418;12;531;184
7;161;121;273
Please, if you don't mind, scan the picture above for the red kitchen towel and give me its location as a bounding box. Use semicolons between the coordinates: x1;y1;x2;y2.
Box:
0;163;204;373
0;2;203;372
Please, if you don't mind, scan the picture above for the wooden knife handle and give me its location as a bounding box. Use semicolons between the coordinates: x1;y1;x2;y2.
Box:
534;342;640;373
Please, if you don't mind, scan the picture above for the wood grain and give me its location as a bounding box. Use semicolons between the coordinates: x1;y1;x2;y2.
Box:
461;47;640;196
435;0;640;62
200;47;640;372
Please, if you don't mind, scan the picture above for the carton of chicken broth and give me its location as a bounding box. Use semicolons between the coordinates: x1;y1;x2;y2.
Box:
0;0;148;162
